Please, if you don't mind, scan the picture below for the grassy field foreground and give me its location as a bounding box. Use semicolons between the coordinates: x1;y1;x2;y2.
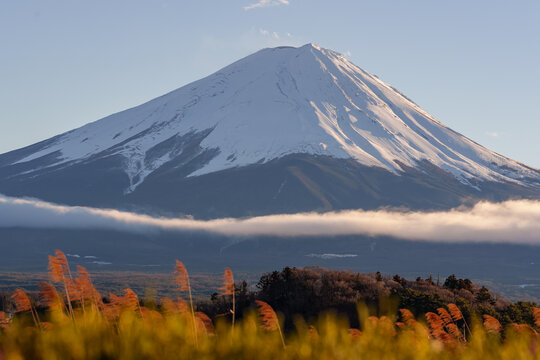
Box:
1;305;540;359
0;251;539;359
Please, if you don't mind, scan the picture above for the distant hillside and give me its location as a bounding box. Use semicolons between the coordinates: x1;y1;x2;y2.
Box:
198;267;537;330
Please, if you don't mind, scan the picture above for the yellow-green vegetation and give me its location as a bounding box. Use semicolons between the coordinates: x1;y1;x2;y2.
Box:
0;251;539;359
1;303;540;359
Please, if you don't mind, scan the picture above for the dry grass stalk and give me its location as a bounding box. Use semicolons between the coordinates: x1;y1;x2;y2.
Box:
367;316;379;325
483;315;502;333
446;323;465;342
447;304;463;321
425;312;456;345
11;289;40;328
48;250;75;319
140;308;164;323
160;297;189;316
54;250;72;277
101;302;120;321
255;300;279;331
174;260;190;292
195;312;215;335
220;268;236;329
426;312;444;328
67;279;83;303
38;282;64;313
174;260;198;346
510;323;537;335
399;309;417;327
124;289;142;315
11;289;32;313
255;300;285;348
76;266;100;305
160;298;177;316
533;307;540;329
437;330;456;346
48;255;64;283
447;303;470;336
0;311;10;329
176;298;189;313
109;289;142;316
378;316;396;336
220;268;235;295
437;308;453;326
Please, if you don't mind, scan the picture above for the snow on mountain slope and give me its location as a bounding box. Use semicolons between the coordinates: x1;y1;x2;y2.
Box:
8;43;540;193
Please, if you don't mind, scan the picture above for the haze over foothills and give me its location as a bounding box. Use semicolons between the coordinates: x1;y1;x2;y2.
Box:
1;1;540;167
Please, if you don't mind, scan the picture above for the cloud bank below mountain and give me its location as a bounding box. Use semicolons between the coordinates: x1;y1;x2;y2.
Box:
1;194;539;244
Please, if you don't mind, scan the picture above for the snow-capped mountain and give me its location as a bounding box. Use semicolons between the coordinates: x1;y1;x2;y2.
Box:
1;44;539;218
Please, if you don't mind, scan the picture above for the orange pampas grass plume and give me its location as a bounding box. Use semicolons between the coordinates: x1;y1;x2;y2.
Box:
174;260;198;346
174;260;190;292
447;304;463;321
140;308;163;323
425;312;444;332
48;250;75;319
160;298;176;316
38;282;64;313
195;312;215;335
220;268;236;329
0;311;9;329
510;323;537;335
437;308;453;326
220;268;235;295
425;312;453;344
160;297;189;316
399;308;417;327
109;289;141;315
122;289;141;315
447;303;470;336
48;255;64;283
483;315;502;333
54;250;71;276
74;265;101;311
256;300;279;331
533;307;540;329
446;323;465;342
11;289;40;328
256;300;285;348
11;289;32;313
173;260;195;313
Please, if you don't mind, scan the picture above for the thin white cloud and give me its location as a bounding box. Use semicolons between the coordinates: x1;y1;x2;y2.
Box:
1;195;540;244
486;131;499;137
244;0;289;11
259;28;281;40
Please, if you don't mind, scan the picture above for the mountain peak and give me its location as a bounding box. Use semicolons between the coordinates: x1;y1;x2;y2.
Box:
2;44;539;200
301;42;322;50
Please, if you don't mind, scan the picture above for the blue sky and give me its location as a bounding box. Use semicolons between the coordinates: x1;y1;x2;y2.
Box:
1;0;539;166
